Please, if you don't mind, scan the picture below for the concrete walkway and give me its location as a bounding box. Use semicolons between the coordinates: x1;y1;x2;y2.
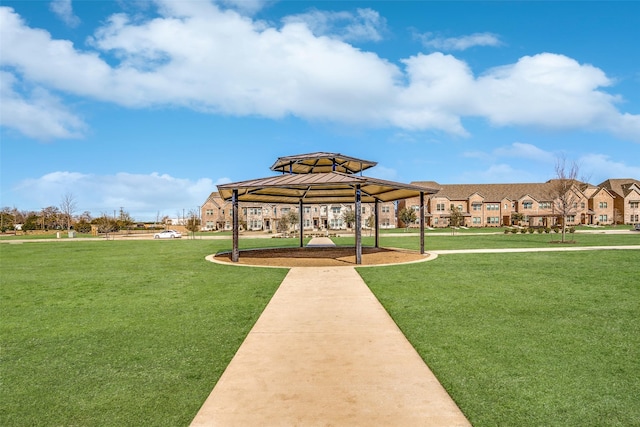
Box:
190;266;470;426
306;236;337;247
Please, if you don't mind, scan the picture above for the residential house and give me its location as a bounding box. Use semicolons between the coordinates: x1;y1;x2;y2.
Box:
201;192;396;231
598;179;640;224
400;180;616;228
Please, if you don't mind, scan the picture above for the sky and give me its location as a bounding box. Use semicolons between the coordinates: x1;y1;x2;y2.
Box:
1;0;639;221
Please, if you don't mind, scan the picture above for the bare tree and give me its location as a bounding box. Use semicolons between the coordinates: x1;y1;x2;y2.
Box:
549;156;581;243
184;209;201;239
59;192;77;231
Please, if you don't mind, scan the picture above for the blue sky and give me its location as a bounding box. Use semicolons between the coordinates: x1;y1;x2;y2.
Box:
1;0;639;221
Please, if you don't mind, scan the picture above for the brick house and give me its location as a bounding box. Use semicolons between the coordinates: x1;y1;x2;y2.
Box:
399;180;617;228
598;179;640;225
201;192;396;231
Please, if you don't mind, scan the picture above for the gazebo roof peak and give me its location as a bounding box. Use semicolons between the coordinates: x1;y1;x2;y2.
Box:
270;152;377;175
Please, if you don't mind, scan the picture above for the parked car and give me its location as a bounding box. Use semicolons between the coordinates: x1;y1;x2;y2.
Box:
634;223;640;231
154;230;182;239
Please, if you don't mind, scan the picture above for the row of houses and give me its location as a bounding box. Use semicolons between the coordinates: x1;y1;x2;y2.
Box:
200;178;640;231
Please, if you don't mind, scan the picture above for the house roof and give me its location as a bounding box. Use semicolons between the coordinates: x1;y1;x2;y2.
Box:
270;152;377;175
598;179;640;198
411;181;564;202
218;171;437;204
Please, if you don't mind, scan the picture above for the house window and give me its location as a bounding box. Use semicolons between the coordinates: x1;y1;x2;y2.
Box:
362;206;367;214
523;201;533;209
630;201;639;209
330;218;343;228
381;206;390;213
412;205;420;212
304;207;311;213
205;209;214;216
472;203;482;211
598;214;608;222
567;215;575;223
581;202;585;209
599;202;608;209
436;203;445;211
331;207;341;214
472;217;481;224
539;202;552;209
486;203;499;211
281;208;290;214
486;216;499;224
631;214;639;222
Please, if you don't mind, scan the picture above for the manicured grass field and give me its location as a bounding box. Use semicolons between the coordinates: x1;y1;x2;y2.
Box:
0;240;287;426
358;250;640;427
1;236;638;426
337;231;639;251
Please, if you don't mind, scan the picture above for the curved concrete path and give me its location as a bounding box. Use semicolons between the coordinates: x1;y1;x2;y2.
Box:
190;266;470;426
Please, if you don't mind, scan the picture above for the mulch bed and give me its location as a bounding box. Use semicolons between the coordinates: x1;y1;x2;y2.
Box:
213;246;427;267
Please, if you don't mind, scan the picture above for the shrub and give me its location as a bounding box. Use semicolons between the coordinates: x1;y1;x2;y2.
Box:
544;228;551;234
537;227;544;233
528;228;535;233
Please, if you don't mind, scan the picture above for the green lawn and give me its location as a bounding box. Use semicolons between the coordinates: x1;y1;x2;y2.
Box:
358;251;640;427
1;237;639;426
336;231;639;251
0;240;287;426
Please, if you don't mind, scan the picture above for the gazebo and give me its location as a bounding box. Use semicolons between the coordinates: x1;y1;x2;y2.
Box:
217;152;437;264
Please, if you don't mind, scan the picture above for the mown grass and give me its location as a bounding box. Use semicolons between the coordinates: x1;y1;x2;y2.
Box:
358;251;640;426
2;236;638;426
335;232;639;251
0;240;287;426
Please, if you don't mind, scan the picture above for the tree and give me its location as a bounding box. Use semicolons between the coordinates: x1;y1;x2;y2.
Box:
511;212;525;226
341;207;356;229
365;214;375;236
449;205;463;235
184;209;201;238
94;213;117;236
59;192;77;231
398;207;417;231
0;207;15;232
116;208;134;231
549;156;581;243
277;210;299;235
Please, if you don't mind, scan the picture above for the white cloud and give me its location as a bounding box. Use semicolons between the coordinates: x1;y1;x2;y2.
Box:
49;0;80;28
282;7;387;42
458;163;538;184
418;32;502;51
0;71;86;140
578;154;640;184
1;4;638;142
14;171;219;221
493;142;555;163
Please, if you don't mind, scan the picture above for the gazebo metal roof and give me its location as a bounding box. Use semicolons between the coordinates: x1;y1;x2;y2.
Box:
217;171;434;204
217;152;437;264
270;152;377;175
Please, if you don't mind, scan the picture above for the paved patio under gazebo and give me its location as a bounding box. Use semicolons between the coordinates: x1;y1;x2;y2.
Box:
217;152;437;264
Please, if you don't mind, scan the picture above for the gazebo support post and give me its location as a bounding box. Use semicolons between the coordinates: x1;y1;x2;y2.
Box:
232;189;239;262
299;200;304;248
355;185;362;265
374;199;380;248
420;191;425;254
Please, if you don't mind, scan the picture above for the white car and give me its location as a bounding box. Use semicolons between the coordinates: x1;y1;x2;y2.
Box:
154;230;182;239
